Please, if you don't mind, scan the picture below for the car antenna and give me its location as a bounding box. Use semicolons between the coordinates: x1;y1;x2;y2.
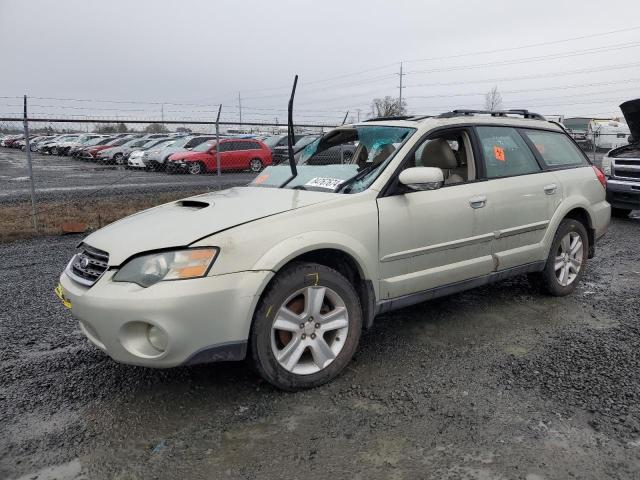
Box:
280;75;299;188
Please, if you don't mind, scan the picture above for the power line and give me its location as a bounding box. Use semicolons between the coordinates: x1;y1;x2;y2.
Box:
406;78;640;100
404;42;640;76
403;61;640;89
403;25;640;64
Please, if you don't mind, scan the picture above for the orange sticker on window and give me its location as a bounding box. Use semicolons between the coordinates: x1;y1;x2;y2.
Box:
254;174;269;184
493;145;505;162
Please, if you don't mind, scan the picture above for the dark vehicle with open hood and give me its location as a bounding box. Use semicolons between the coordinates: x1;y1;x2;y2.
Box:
601;99;640;217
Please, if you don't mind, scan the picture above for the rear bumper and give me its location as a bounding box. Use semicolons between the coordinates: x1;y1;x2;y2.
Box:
606;179;640;210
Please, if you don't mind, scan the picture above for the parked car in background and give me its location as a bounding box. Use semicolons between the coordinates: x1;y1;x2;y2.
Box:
562;117;591;146
71;136;113;157
37;134;79;155
56;134;103;156
83;137;132;160
2;135;25;148
126;138;176;169
601;99;640;218
262;133;307;152
167;138;272;174
96;136;148;165
271;135;320;164
14;135;47;150
145;135;218;171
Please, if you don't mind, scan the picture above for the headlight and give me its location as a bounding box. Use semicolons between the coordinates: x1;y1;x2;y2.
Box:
601;156;612;176
113;247;219;287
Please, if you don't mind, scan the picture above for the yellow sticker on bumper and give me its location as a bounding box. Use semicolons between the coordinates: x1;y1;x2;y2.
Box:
55;283;72;309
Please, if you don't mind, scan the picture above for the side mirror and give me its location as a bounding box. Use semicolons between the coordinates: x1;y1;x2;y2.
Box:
398;167;444;191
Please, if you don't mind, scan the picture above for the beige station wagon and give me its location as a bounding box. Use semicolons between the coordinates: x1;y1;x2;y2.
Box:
58;109;610;390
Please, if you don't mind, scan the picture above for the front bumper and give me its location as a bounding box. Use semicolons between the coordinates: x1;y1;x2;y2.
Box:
127;155;146;167
606;179;640;210
59;268;273;367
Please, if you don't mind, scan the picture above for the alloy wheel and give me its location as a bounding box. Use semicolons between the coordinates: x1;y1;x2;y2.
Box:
188;162;202;175
270;286;349;375
250;159;263;172
555;232;583;286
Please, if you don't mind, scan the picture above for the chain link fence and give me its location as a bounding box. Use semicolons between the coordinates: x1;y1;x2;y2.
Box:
0;103;340;241
0;103;632;242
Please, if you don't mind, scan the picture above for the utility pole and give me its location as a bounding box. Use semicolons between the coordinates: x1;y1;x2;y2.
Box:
161;103;164;124
238;92;242;125
398;61;404;113
357;109;361;122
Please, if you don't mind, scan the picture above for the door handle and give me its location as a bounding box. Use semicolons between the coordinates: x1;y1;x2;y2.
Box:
469;195;487;209
543;184;557;195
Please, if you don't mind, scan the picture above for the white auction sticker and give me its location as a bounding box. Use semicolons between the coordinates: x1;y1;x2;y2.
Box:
305;177;343;190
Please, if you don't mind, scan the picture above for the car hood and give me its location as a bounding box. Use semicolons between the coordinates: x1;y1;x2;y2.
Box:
620;99;640;142
83;186;338;266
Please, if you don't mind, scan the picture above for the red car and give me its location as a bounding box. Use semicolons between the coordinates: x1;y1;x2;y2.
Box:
167;138;272;174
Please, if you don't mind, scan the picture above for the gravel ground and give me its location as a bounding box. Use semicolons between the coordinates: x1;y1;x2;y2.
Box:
1;216;639;479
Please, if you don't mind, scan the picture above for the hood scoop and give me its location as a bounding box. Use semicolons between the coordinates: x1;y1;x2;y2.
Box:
176;199;210;210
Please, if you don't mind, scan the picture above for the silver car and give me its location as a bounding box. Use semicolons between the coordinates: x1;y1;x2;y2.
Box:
58;110;610;391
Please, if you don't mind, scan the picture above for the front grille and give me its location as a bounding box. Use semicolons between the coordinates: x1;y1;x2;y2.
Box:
612;158;640;180
66;245;109;287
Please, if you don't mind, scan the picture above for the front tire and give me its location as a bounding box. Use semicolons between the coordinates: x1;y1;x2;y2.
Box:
250;262;362;391
188;162;204;175
114;153;124;165
529;219;588;296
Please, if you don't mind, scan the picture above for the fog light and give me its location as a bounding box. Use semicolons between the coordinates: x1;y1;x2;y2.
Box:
146;325;168;352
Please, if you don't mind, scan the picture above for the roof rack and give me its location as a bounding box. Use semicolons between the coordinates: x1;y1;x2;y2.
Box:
437;109;546;120
363;115;413;122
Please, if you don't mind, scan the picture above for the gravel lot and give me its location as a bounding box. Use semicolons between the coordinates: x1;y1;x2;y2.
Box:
1;213;639;479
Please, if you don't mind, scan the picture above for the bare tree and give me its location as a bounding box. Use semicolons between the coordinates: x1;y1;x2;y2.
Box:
484;86;503;111
371;96;407;118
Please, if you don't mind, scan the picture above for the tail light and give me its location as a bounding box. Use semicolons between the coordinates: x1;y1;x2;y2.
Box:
592;165;606;190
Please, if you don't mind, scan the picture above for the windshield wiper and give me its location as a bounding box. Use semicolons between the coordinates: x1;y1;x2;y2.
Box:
280;75;299;188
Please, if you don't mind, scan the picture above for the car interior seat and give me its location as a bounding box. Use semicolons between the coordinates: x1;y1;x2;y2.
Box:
417;138;464;184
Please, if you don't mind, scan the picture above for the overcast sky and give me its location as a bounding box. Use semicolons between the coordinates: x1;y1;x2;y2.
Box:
1;0;640;125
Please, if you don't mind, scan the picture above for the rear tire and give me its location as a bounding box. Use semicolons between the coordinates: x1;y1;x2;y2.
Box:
249;158;263;172
611;207;632;218
528;218;588;296
250;262;362;391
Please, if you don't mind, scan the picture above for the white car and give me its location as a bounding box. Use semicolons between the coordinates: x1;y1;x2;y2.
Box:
57;110;610;390
126;149;147;168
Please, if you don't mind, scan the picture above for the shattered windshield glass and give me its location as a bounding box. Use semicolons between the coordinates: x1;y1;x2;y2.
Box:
249;125;415;193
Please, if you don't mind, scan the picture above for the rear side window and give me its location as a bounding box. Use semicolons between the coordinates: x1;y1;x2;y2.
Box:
476;126;540;179
521;130;587;168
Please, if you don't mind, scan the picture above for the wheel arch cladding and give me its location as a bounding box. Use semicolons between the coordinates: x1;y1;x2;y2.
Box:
254;245;377;330
563;207;595;258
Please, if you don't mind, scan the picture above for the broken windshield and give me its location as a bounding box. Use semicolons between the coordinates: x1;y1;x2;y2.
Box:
249;125;415;193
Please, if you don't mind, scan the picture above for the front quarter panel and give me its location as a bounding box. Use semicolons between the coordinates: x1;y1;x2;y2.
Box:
192;191;380;296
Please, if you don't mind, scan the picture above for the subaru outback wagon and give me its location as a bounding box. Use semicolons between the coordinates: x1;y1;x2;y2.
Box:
57;110;610;391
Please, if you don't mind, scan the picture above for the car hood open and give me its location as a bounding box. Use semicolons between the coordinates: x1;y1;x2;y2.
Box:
83;186;338;266
620;99;640;143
